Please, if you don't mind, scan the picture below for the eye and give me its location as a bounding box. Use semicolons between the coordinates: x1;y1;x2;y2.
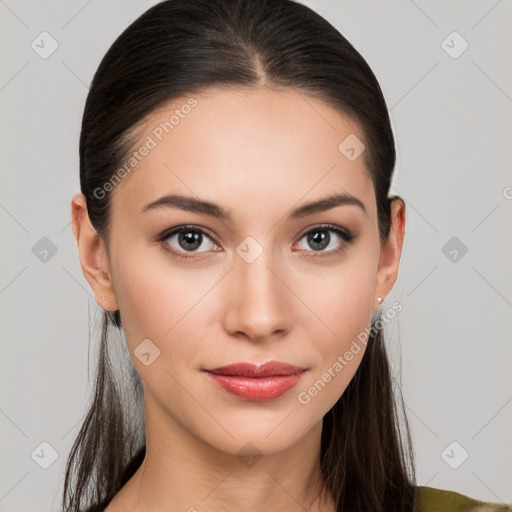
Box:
157;225;218;260
293;224;355;258
156;223;356;261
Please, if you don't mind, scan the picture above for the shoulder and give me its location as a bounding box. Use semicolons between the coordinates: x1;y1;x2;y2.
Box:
414;485;512;512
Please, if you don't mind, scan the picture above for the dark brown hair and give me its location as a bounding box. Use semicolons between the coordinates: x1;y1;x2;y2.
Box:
62;0;416;510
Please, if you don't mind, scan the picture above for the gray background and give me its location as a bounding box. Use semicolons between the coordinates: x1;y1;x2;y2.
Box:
1;0;511;510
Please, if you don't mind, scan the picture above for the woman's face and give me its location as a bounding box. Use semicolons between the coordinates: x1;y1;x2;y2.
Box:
84;86;403;457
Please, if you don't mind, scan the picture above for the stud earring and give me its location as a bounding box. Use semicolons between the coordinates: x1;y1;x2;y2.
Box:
377;296;383;304
100;295;106;301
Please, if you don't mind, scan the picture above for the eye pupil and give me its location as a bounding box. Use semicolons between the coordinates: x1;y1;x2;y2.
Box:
307;230;329;251
179;230;201;250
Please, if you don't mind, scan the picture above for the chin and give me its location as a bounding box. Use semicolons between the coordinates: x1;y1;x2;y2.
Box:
191;411;320;459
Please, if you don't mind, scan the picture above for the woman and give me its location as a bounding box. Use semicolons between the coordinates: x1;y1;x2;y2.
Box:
63;0;510;510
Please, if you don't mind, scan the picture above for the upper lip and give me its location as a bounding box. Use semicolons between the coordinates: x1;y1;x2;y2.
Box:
204;361;306;377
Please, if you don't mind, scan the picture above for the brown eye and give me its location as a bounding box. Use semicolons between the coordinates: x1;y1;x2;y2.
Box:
176;229;202;251
158;225;218;259
305;230;331;251
295;224;355;257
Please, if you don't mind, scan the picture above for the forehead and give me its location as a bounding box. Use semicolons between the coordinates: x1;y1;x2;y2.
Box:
109;86;375;225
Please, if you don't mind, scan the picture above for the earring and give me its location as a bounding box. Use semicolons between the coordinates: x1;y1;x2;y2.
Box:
100;295;106;301
377;296;383;304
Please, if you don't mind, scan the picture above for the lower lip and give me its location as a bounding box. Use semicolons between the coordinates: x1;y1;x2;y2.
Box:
204;371;305;401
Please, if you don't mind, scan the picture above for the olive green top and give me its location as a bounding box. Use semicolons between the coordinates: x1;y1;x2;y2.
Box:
415;486;512;512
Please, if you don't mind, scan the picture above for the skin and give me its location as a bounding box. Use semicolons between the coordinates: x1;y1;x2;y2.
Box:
71;85;405;512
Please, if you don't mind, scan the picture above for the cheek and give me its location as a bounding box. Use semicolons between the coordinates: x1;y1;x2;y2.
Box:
113;256;174;340
300;249;377;345
111;246;217;372
295;249;377;403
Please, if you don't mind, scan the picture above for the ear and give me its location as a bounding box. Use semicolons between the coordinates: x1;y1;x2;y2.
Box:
71;193;119;311
374;197;406;309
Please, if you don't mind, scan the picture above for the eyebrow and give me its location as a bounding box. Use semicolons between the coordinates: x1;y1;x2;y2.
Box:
141;192;367;220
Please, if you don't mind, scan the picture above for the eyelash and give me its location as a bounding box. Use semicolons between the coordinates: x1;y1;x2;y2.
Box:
155;223;356;261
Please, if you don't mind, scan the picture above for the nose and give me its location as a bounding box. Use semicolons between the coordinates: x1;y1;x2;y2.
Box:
222;247;292;344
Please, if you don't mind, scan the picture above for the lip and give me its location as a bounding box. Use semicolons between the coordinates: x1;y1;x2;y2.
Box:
203;362;306;401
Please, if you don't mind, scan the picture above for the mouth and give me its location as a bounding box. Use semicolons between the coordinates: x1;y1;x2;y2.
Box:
203;361;307;401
